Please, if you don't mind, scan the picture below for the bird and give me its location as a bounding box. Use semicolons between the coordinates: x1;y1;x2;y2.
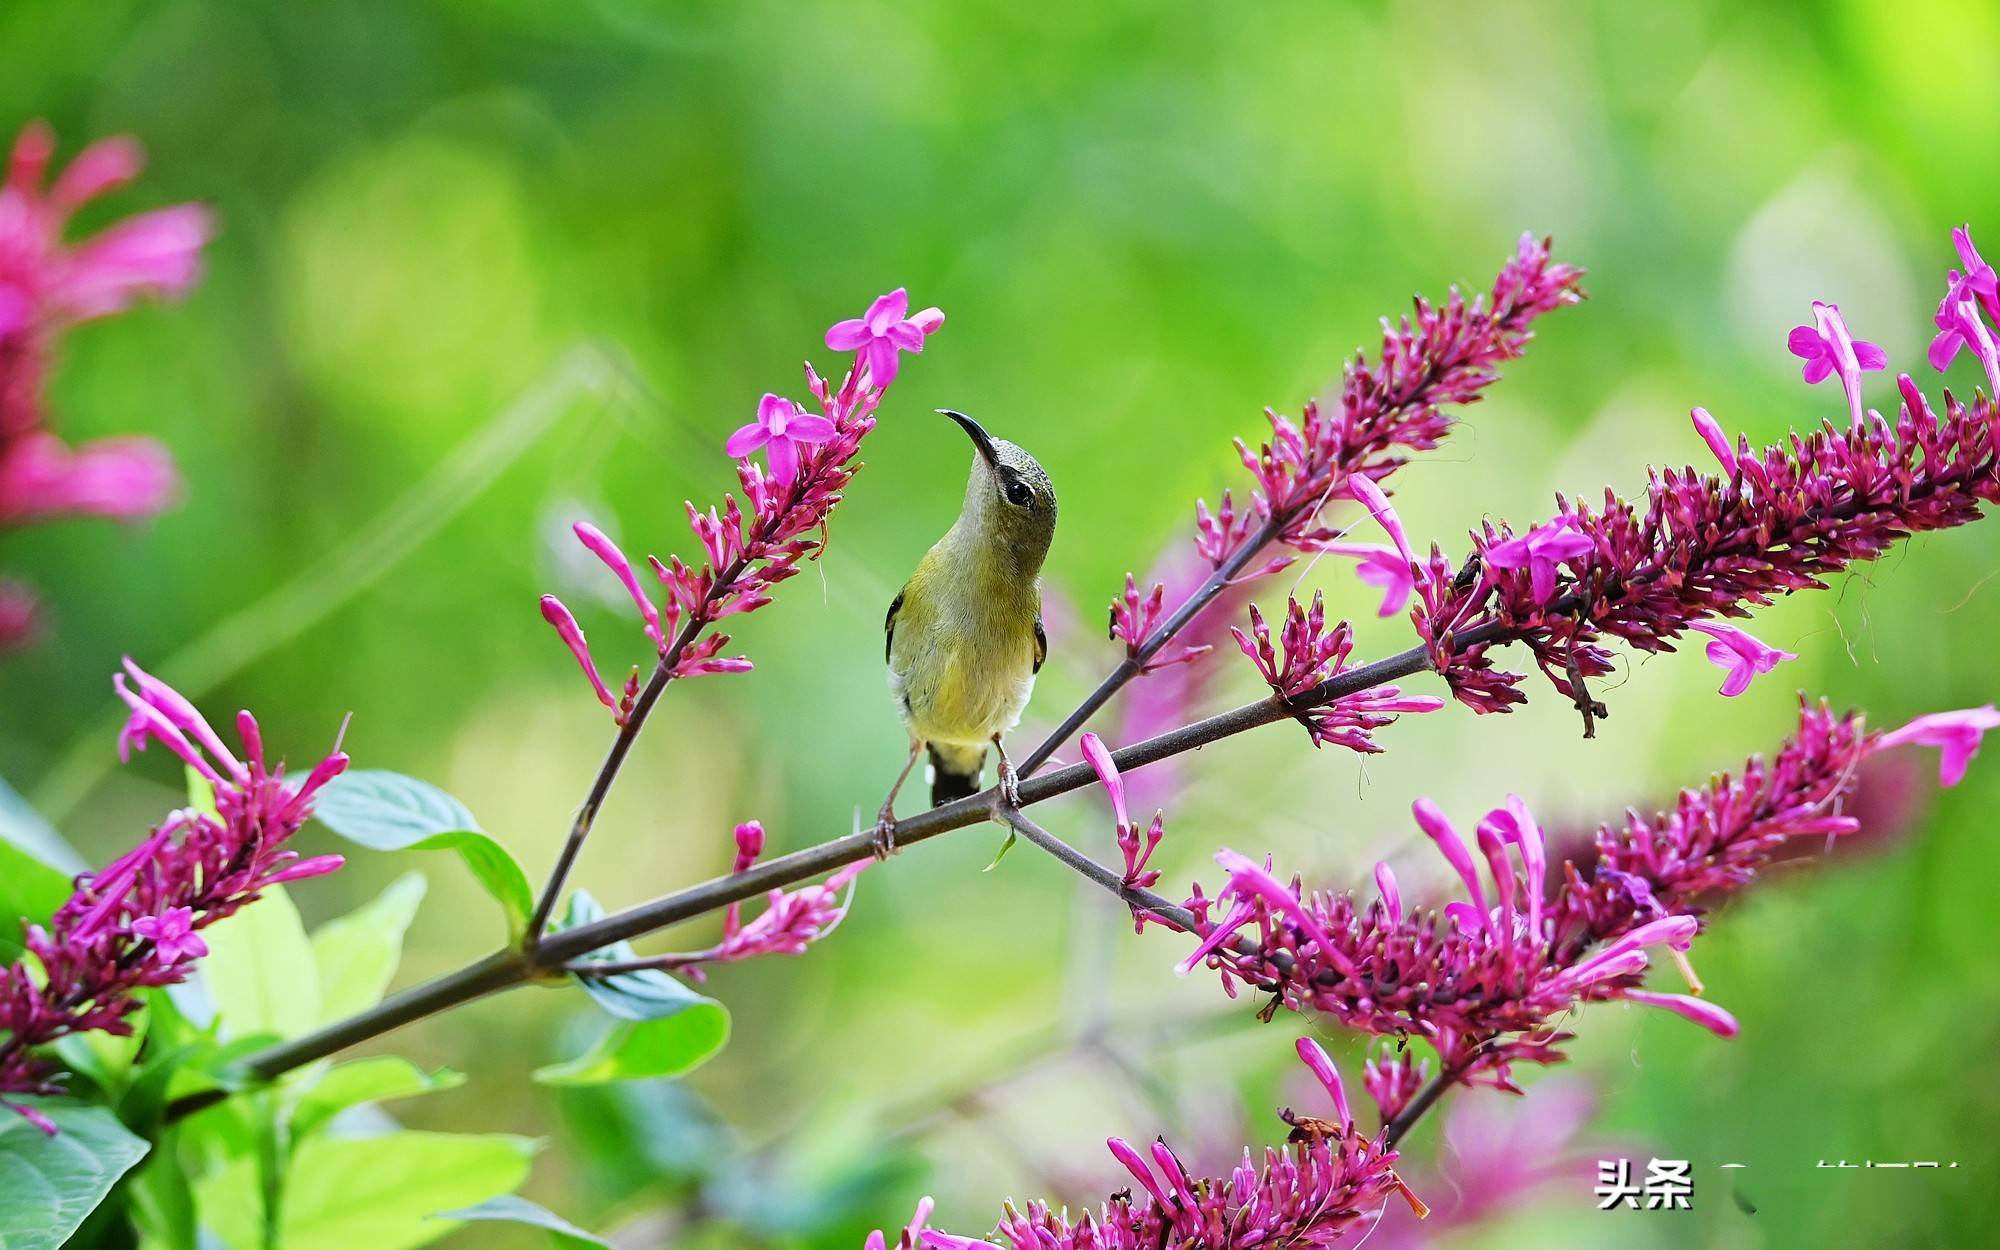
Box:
876;409;1056;852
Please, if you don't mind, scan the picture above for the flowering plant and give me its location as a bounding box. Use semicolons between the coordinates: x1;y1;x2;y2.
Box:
5;206;1999;1250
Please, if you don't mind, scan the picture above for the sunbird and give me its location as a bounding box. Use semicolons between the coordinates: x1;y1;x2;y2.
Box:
876;410;1056;849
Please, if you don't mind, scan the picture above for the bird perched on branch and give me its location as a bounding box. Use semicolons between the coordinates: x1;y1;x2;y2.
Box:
876;410;1056;853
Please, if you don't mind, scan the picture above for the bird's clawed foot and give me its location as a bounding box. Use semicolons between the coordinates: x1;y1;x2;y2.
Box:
876;800;908;856
990;735;1022;813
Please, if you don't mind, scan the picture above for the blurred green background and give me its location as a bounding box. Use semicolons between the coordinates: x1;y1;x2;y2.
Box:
3;1;1996;1246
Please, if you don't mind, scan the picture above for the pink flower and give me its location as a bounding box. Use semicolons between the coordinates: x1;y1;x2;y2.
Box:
1483;518;1593;603
1952;225;1998;317
824;288;942;388
539;594;619;717
131;906;206;963
0;122;213;438
1325;543;1419;617
1689;407;1738;476
1929;267;2000;395
1788;300;1886;427
0;430;178;522
1876;705;2000;787
1080;732;1129;829
1688;620;1795;697
725;393;837;489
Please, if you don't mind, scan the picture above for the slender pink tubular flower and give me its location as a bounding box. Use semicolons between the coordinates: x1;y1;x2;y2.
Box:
1875;705;2000;786
725;393;837;488
1930;267;2000;395
2;663;346;1127
1689;407;1738;476
1080;732;1165;896
869;1042;1408;1248
824;288;944;387
538;594;619;716
1788;300;1887;427
573;522;663;648
1688;620;1795;697
638;823;868;982
1169;698;1952;1093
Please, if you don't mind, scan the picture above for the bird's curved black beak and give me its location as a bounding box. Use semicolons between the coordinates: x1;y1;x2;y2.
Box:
938;408;1000;468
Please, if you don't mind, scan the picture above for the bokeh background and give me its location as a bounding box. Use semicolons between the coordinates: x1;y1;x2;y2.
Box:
3;1;1997;1246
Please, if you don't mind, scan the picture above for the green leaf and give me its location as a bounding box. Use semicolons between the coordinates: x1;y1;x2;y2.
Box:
431;1195;609;1247
535;891;730;1086
197;1131;536;1250
289;1058;464;1140
183;766;219;822
0;1100;151;1250
311;872;427;1025
0;773;84;876
0;838;74;945
312;770;533;939
198;884;319;1041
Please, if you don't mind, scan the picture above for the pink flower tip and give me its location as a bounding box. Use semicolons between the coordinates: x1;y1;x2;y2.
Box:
1079;732;1128;829
1625;989;1740;1038
1876;705;2000;787
1689;407;1738;476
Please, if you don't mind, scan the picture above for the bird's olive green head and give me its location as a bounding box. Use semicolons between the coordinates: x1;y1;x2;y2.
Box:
940;409;1057;576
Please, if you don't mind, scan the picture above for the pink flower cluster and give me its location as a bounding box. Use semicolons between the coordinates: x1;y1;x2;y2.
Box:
867;1039;1410;1249
668;822;866;979
1414;230;2000;717
1111;236;1582;663
1170;699;1990;1092
541;290;940;721
1231;593;1443;753
0;122;211;648
0;661;345;1130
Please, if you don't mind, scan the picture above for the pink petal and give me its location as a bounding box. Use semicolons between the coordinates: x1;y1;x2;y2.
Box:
1801;355;1834;385
825;318;871;351
1786;325;1825;359
756;392;792;426
1717;656;1755;698
1293;1037;1352;1127
723;422;769;458
909;306;945;335
783;412;837;443
55;204;213;321
765;435;800;487
1689;407;1737;475
1625;989;1739;1038
47;136;143;215
1374;861;1402;924
1930;328;1965;372
865;287;909;333
1080;732;1129;828
885;320;924;352
1851;340;1888;371
864;335;900;386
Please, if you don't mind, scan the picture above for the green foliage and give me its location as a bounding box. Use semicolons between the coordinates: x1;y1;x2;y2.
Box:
432;1195;609;1248
0;1101;150;1250
537;892;730;1086
310;872;427;1025
195;1131;537;1250
288;1057;464;1140
311;770;535;940
196;884;320;1042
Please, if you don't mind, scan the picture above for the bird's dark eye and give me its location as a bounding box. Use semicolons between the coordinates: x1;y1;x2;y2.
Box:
1005;480;1033;507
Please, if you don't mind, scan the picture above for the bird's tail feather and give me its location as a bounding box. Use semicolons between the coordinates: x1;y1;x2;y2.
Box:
928;742;986;806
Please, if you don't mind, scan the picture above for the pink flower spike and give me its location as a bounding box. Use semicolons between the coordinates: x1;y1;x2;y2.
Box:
1484;518;1594;603
131;907;207;963
1876;705;2000;787
0;432;180;524
1624;989;1740;1038
1688;620;1796;697
1789;300;1886;427
1079;732;1129;829
1323;543;1418;617
1294;1036;1353;1128
1690;407;1738;476
1373;861;1402;925
573;522;663;648
724;394;836;489
1412;799;1492;932
539;595;618;714
823;288;941;387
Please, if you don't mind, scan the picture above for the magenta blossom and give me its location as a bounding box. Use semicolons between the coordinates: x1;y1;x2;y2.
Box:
1081;731;1165;897
1788;300;1886;427
725;393;837;489
1876;704;2000;787
1929;268;2000;395
0;430;177;523
1951;225;1999;318
825;288;943;388
130;906;206;963
1688;620;1796;697
1325;473;1421;617
1482;518;1593;603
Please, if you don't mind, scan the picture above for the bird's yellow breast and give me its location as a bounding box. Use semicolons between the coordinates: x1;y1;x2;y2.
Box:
887;545;1041;749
